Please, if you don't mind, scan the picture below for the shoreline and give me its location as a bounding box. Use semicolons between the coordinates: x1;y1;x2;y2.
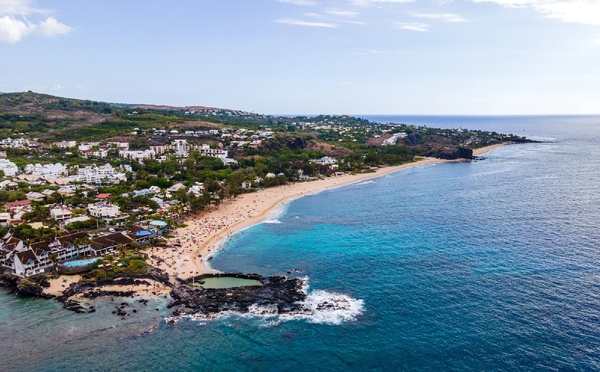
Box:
168;142;509;280
38;142;508;301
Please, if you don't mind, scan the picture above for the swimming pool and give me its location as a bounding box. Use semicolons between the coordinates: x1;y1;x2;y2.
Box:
63;258;99;267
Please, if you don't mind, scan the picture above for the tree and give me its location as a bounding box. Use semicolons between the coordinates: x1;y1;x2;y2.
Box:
48;253;59;271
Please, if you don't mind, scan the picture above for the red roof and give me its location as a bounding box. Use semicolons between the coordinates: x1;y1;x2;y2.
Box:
4;200;31;208
96;193;111;199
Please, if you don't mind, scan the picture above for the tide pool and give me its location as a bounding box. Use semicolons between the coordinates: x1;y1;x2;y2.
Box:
2;115;600;371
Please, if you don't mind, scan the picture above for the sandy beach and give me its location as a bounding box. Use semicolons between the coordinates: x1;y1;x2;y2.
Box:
43;143;506;298
163;143;508;280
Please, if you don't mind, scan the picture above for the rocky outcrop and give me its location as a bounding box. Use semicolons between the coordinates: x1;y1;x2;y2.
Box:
425;146;473;160
63;300;95;313
59;276;153;301
168;275;307;316
1;273;54;299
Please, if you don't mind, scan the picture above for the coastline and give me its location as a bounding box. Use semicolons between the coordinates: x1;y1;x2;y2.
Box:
168;142;508;279
39;142;508;301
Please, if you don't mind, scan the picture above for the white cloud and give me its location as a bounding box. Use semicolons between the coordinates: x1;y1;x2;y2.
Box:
0;15;34;43
351;0;415;6
473;0;600;26
0;0;47;16
0;0;72;43
591;39;600;45
411;13;466;23
326;9;359;18
37;17;72;37
275;18;338;28
277;0;319;5
394;22;429;31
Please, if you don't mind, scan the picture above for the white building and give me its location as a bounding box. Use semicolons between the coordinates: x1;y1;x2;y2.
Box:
74;164;126;184
88;203;120;218
52;140;77;148
119;150;155;164
24;163;68;178
50;207;73;221
0;159;19;176
0;137;29;149
310;156;338;166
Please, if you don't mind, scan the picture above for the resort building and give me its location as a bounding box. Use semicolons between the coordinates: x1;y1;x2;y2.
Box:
0;231;134;277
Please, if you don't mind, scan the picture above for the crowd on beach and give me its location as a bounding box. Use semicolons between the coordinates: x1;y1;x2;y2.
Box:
44;146;505;298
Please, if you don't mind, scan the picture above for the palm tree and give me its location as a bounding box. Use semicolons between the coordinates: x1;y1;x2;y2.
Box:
48;253;59;271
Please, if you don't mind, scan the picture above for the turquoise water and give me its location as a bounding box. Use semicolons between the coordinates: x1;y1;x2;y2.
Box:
63;258;99;267
2;115;600;370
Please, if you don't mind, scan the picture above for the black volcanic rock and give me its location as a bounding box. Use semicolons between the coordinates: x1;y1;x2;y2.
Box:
168;275;307;316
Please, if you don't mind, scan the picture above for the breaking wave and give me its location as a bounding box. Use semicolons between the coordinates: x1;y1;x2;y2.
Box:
263;219;282;224
167;278;364;326
357;180;375;185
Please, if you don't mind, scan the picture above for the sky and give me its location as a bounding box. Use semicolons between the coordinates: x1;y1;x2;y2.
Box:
0;0;599;115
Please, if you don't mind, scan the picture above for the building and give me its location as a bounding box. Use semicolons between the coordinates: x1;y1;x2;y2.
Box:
0;212;11;227
25;191;46;202
310;156;338;166
74;164;127;184
0;231;134;277
24;163;68;178
52;140;77;148
0;159;19;176
88;202;119;219
50;206;73;221
119;150;155;164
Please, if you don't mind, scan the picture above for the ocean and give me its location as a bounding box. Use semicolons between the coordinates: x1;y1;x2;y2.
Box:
2;115;600;371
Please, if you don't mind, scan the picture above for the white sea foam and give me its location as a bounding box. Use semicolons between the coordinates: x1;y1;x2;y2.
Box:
169;277;364;326
357;180;375;185
263;219;282;224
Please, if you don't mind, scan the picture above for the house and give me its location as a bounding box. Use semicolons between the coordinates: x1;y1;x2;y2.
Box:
96;193;111;200
57;186;77;197
88;202;119;219
41;189;56;197
241;181;252;189
4;200;32;214
167;183;186;193
50;206;73;221
65;216;92;226
132;189;154;198
0;180;19;189
0;212;11;227
25;191;46;202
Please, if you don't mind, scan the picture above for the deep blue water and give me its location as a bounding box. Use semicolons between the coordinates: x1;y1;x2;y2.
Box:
2;115;600;371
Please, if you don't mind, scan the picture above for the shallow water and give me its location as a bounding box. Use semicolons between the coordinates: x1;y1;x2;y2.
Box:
197;276;263;289
2;115;600;371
